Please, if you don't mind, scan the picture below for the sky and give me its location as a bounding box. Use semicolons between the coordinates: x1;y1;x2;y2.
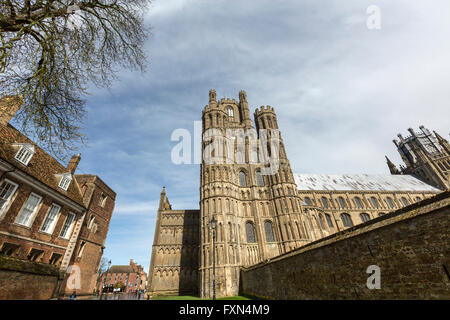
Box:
69;0;450;273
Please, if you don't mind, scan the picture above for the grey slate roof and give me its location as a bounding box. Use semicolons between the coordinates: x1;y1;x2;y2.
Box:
293;173;440;192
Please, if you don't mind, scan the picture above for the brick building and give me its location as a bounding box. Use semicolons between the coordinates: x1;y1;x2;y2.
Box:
99;259;147;293
0;96;116;299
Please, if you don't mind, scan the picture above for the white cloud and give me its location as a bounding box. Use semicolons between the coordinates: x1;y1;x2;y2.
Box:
79;0;450;270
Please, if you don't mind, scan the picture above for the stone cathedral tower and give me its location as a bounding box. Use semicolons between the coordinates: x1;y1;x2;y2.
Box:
388;126;450;190
147;90;445;299
199;90;313;298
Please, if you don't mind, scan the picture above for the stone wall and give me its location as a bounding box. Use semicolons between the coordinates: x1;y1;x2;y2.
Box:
240;191;450;299
0;255;62;300
147;208;200;297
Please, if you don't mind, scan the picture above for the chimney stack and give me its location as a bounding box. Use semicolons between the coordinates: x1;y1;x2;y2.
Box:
0;95;22;126
67;153;81;174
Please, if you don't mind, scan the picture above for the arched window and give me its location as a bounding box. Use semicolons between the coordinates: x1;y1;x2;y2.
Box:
321;197;329;209
354;197;363;209
227;106;234;117
338;197;346;209
370;197;379;209
415;196;421;202
304;197;312;206
386;197;394;209
246;222;256;243
401;197;409;206
256;170;264;187
325;214;334;228
360;213;370;223
318;214;325;229
340;213;353;227
239;171;247;187
264;221;275;242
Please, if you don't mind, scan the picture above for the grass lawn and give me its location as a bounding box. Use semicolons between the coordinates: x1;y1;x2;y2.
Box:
152;295;252;300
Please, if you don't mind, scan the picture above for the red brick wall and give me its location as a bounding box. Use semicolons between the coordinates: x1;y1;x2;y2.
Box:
0;173;81;266
0;255;62;300
64;175;116;295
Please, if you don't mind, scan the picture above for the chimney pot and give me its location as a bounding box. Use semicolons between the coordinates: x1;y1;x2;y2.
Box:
67;154;81;174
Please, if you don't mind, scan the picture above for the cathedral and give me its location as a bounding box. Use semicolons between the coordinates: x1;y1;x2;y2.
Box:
146;90;449;299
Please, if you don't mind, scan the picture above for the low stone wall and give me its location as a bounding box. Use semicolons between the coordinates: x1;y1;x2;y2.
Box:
0;255;63;300
240;191;450;299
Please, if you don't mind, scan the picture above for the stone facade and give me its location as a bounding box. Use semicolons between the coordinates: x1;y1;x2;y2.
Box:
147;90;448;299
240;191;450;299
147;188;199;297
295;179;439;241
390;126;450;190
199;90;310;298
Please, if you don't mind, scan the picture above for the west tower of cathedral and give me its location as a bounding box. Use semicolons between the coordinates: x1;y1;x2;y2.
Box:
147;90;446;299
199;90;311;298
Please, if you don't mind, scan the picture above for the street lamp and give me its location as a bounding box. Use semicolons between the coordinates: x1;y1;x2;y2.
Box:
100;260;112;300
209;216;217;300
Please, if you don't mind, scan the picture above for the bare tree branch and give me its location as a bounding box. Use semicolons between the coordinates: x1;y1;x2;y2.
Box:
0;0;150;160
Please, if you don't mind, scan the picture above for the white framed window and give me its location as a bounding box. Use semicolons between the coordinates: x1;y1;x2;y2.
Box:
0;179;18;215
78;241;87;258
40;203;61;234
99;193;107;207
58;174;72;191
14;144;35;166
88;215;96;229
15;193;42;227
59;212;76;239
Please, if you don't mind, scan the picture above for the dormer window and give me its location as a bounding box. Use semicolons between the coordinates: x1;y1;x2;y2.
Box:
58;174;72;191
14;144;35;166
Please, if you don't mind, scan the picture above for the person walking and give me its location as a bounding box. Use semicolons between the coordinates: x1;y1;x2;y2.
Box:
70;291;77;300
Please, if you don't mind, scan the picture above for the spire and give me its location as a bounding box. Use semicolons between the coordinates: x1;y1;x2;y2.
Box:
434;130;448;143
385;156;400;174
433;130;450;154
239;90;253;129
209;89;217;108
158;186;166;211
158;186;172;211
